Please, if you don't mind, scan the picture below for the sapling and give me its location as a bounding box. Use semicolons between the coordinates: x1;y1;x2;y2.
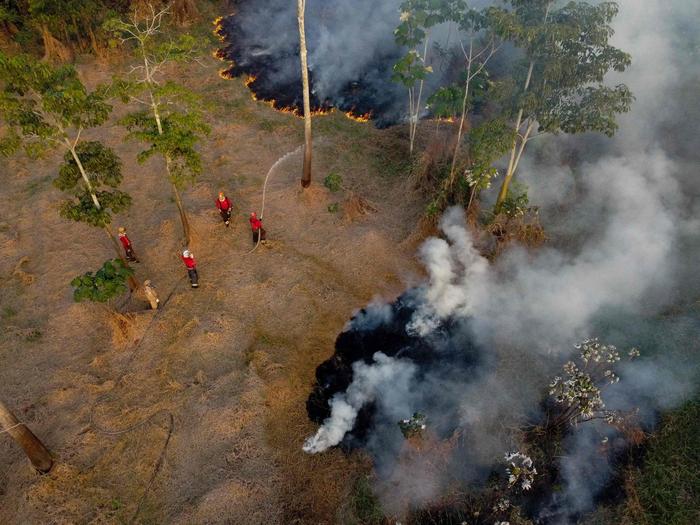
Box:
548;338;640;430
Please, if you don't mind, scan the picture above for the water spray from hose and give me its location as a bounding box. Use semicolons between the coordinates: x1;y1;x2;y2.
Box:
249;144;305;254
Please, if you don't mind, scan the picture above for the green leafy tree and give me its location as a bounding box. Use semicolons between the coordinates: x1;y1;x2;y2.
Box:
106;5;210;245
54;140;132;227
71;258;134;304
486;0;633;210
393;0;450;155
0;53;136;290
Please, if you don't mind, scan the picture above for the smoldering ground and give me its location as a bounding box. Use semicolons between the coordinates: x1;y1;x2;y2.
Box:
217;0;495;125
301;0;700;521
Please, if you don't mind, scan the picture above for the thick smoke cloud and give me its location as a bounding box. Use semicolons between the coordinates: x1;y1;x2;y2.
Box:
219;0;465;124
303;353;417;453
298;0;700;520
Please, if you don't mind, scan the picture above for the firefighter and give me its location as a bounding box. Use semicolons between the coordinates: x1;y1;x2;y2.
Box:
249;212;266;245
118;227;139;262
181;249;199;288
143;279;160;310
215;191;233;227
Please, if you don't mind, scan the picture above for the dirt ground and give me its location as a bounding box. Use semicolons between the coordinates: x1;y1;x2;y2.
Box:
0;56;428;524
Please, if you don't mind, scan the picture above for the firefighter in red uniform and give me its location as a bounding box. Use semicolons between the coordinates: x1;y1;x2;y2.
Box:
249;212;266;245
180;249;199;288
215;191;233;227
118;227;139;262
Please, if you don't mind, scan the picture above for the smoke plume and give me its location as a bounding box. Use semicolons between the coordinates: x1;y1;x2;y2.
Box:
286;0;700;520
303;352;417;454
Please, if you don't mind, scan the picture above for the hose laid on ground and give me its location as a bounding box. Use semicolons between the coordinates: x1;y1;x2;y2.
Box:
88;276;185;523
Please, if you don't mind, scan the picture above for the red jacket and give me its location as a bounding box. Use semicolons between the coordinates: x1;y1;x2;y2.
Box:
249;216;263;231
119;234;131;249
216;197;232;211
181;255;196;269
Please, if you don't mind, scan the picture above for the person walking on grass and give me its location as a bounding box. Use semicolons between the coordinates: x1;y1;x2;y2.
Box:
216;191;233;227
143;279;160;310
118;227;139;262
249;212;266;245
180;249;199;288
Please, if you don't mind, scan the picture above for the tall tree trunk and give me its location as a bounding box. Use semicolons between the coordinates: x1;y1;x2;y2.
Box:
448;42;475;189
495;2;552;210
143;57;192;244
0;400;53;473
495;59;535;210
171;180;191;244
409;35;431;155
297;0;312;188
69;145;138;290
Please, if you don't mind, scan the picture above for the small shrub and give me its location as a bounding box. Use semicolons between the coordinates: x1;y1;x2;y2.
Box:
1;306;17;319
351;476;384;525
323;172;343;193
498;181;530;218
71;259;134;304
327;202;340;213
398;412;427;438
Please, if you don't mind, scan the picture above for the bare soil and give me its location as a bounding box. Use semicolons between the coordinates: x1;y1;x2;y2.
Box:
0;56;427;524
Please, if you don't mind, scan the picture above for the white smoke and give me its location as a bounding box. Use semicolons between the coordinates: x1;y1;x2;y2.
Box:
298;0;699;518
303;352;417;454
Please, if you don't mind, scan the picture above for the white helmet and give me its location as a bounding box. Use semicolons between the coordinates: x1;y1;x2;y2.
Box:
182;249;191;258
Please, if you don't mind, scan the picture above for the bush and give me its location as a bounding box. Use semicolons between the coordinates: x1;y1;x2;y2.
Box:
323;172;343;193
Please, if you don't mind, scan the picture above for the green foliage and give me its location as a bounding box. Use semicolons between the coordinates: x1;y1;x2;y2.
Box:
499;181;530;218
71;258;133;304
327;202;340;213
634;399;700;525
427;85;462;119
1;306;17;319
398;412;427;438
350;476;384;525
486;0;633;136
120;105;210;189
58;189;131;227
323;172;343;193
0;52;111;156
107;10;210;192
55;140;123;191
466;119;513;191
392;49;433;88
54;140;130;227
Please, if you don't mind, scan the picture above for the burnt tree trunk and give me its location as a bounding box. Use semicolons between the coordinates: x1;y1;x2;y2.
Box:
0;400;53;473
297;0;312;188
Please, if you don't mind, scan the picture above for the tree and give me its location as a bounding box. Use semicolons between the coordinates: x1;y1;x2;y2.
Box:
393;0;446;155
71;258;134;304
0;399;53;473
487;0;633;210
446;30;501;191
106;5;210;245
297;0;312;188
0;53;137;289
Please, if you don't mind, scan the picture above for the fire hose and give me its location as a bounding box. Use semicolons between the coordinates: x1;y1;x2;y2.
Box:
248;144;305;254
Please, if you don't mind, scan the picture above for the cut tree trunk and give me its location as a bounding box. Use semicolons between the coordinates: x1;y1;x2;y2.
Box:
0;400;53;473
298;0;312;188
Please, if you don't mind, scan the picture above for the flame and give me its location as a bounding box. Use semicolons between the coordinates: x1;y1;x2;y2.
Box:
218;69;235;80
345;111;372;123
244;75;257;87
